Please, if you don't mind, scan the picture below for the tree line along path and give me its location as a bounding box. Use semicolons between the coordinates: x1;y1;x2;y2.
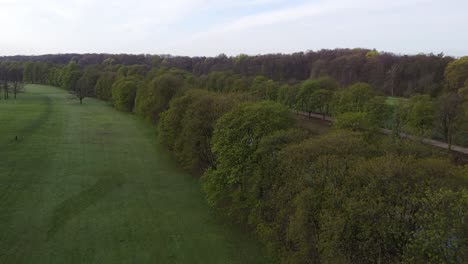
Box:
0;85;270;264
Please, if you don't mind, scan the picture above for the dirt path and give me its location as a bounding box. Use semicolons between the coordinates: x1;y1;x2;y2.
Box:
297;111;468;155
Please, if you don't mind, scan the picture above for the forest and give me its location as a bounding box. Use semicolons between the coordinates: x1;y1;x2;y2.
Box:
0;49;467;263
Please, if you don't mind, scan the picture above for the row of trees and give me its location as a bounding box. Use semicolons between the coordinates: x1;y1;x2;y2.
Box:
194;65;468;147
0;62;24;99
11;53;468;147
3;49;455;97
157;96;467;263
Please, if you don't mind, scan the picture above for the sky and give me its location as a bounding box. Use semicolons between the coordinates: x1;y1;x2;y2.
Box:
0;0;467;57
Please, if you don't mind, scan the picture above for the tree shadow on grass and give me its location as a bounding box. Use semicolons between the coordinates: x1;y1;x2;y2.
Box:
18;95;52;139
46;172;126;240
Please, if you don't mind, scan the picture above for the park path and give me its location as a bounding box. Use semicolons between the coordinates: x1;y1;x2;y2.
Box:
0;85;269;264
297;111;468;155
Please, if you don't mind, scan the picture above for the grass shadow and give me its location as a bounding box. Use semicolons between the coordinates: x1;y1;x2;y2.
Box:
47;172;126;240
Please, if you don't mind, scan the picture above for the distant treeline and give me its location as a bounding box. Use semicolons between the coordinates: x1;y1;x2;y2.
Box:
1;51;466;146
0;48;454;96
1;50;468;263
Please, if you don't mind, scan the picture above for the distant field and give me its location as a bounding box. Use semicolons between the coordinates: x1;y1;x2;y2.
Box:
0;85;269;263
386;96;407;106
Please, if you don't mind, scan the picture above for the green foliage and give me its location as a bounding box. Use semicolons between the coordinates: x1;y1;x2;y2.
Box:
296;79;321;113
134;73;187;122
95;72;116;101
365;96;393;127
403;189;468;263
251;76;279;100
436;92;466;147
199;71;249;92
202;101;294;221
158;91;200;151
74;65;100;102
267;130;369;263
60;60;81;90
334;111;377;133
111;76;141;112
158;90;239;172
366;50;379;58
445;57;468;92
402;94;436;137
295;77;337;115
277;84;298;108
332;82;377;115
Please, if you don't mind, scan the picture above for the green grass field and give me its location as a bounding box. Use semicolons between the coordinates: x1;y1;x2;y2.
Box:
0;85;270;264
386;96;407;106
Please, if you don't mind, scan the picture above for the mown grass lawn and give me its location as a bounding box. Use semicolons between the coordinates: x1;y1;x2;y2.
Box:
0;85;270;264
386;96;407;106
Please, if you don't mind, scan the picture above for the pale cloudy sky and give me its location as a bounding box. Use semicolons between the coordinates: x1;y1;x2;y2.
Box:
0;0;467;56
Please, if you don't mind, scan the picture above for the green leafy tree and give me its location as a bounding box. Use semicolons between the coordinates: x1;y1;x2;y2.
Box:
403;188;468;263
202;101;294;222
445;57;468;92
174;92;238;172
332;82;376;115
402;95;437;137
310;89;333;119
437;92;465;149
134;73;187;122
60;60;81;90
296;79;321;116
95;72;116;101
112;76;140;112
334;111;378;134
158;90;200;150
277;84;298;108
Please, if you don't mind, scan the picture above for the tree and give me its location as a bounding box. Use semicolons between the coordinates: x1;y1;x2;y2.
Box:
158;90;203;150
202;101;294;222
95;72;116;101
175;91;238;172
364;96;393;128
76;76;92;104
296;80;321;117
73;66;99;104
60;60;81;90
7;65;23;99
111;76;140;112
310;89;333;119
334;111;377;134
277;84;298;108
437;92;464;149
445;57;468;92
332;82;376;115
403;188;468;263
134;73;187;122
402;95;436;137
